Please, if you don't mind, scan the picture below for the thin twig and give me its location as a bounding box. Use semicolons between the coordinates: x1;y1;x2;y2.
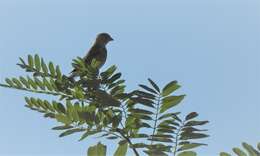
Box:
0;83;71;97
173;121;184;156
150;96;161;145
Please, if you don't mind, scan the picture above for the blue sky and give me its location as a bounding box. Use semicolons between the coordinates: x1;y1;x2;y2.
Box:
0;0;259;156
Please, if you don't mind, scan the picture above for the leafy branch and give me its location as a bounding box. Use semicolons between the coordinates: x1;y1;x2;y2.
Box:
220;142;260;156
0;54;209;156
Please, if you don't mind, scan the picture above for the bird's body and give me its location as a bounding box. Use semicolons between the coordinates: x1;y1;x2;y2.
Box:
69;33;113;78
83;43;107;69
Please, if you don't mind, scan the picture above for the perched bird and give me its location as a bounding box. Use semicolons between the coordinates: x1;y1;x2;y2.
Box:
69;33;114;78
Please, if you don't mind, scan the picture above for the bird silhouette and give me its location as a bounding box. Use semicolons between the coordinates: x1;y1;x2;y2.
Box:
69;33;113;79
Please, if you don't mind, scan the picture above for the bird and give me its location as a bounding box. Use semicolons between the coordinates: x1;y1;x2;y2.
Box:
69;33;114;79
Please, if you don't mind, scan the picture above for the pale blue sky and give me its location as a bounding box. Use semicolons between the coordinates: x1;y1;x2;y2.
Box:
0;0;259;156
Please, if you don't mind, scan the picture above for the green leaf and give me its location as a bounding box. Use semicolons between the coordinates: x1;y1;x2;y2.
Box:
112;115;122;128
79;130;101;141
19;76;30;88
110;85;125;96
34;77;45;90
78;111;95;125
130;143;147;148
148;78;160;93
49;62;56;77
27;76;38;90
139;84;158;94
55;103;66;114
66;102;80;122
130;133;149;138
148;137;173;143
159;112;182;122
59;128;85;137
28;55;34;68
232;147;247;156
36;98;47;110
43;100;54;111
19;57;26;65
159;119;180;127
178;143;207;152
150;134;174;138
160;95;185;113
178;151;197;156
43;78;53;91
157;124;177;131
44;113;55;118
107;136;118;140
139;122;152;128
34;54;41;71
184;120;209;127
29;97;38;106
144;149;167;156
55;114;72;125
24;97;32;107
41;58;48;74
52;125;73;130
49;78;58;91
130;97;155;108
242;142;260;156
179;141;190;145
180;133;209;140
129;108;153;115
133;90;156;99
87;142;106;156
101;65;117;79
148;144;172;152
157;128;175;134
114;142;128;156
5;78;14;87
162;80;180;96
12;78;23;88
219;152;231;156
185;112;198;121
115;93;130;100
108;80;125;89
158;112;180;120
73;57;85;68
107;73;122;84
129;114;153;121
182;127;207;133
95;90;121;107
56;65;62;80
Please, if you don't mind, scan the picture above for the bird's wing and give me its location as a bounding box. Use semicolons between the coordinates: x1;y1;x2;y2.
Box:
84;44;103;64
69;44;105;77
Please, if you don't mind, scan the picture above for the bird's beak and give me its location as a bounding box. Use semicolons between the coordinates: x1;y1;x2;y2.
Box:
110;37;114;41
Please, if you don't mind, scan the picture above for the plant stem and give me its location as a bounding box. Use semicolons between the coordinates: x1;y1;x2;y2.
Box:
118;119;140;156
150;96;161;145
0;83;71;97
109;105;139;155
0;83;90;103
19;64;55;78
116;128;140;156
120;103;128;120
102;87;139;155
173;121;184;156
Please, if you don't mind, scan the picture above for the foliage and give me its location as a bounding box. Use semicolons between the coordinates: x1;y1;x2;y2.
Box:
220;142;260;156
0;54;209;156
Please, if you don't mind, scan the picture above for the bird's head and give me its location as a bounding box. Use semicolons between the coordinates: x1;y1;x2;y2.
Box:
95;33;114;46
